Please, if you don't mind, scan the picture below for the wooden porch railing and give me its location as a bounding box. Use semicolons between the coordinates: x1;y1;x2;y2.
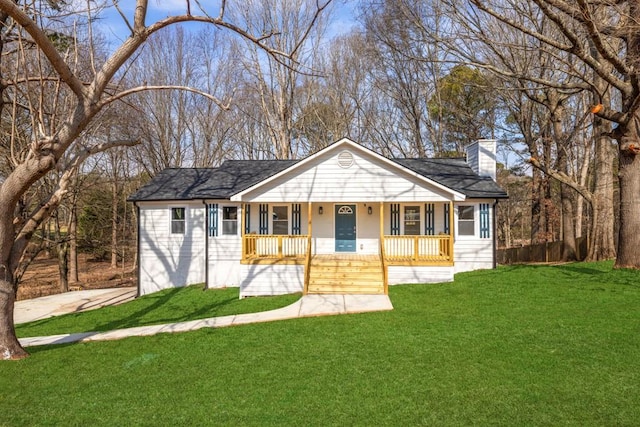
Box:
383;235;453;264
242;234;309;259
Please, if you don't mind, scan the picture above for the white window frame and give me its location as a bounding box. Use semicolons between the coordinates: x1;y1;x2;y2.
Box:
457;205;475;237
222;206;238;236
170;206;187;235
272;205;289;235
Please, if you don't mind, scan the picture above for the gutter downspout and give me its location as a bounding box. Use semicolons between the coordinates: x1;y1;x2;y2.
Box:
203;200;209;290
134;202;141;298
493;199;499;269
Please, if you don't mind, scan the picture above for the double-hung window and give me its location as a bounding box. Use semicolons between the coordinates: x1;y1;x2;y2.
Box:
404;206;420;235
458;205;475;236
171;207;186;234
272;206;289;235
222;206;238;235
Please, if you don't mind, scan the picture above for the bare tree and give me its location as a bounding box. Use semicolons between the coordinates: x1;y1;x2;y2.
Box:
459;0;640;267
361;0;451;157
230;0;333;159
403;0;617;260
126;26;237;173
0;0;332;359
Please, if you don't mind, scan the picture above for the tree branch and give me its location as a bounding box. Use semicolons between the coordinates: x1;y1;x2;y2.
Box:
528;156;593;203
97;85;231;110
531;0;631;96
575;0;628;76
0;0;85;96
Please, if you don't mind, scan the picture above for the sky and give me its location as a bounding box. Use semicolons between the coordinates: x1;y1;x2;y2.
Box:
92;1;360;49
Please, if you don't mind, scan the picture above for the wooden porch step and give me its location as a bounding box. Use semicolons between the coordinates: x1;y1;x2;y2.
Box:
309;273;382;283
310;260;382;268
309;267;382;276
306;255;385;295
307;284;384;294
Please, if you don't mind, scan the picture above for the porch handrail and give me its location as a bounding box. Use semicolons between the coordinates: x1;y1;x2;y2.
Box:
303;234;312;294
242;234;308;259
383;235;452;263
380;234;388;294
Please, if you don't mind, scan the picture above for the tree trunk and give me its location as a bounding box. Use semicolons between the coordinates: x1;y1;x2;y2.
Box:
588;120;616;261
54;213;69;292
501;203;512;248
531;128;555;244
58;241;69;293
560;183;576;260
534;174;554;243
0;276;28;360
615;1;640;268
69;207;79;283
131;203;139;271
111;179;118;269
615;117;640;268
556;139;576;261
530;168;543;244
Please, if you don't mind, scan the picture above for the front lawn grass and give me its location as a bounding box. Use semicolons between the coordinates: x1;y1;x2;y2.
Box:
3;261;640;426
16;285;300;337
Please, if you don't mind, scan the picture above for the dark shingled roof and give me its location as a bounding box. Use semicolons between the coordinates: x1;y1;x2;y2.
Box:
393;158;508;199
129;157;507;202
128;160;298;202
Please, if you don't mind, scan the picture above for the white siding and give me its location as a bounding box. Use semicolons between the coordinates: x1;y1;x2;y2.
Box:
206;202;242;288
467;142;479;175
453;200;495;273
453;239;494;273
241;149;455;203
138;201;206;295
208;237;242;288
239;264;304;297
387;266;454;284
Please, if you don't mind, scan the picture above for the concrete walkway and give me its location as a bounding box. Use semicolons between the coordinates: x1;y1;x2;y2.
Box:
17;293;393;348
14;287;137;324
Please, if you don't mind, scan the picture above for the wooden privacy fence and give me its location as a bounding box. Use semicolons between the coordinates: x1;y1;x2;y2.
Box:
497;236;587;264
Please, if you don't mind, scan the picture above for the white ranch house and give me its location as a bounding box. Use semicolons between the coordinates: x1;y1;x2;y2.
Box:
129;138;507;297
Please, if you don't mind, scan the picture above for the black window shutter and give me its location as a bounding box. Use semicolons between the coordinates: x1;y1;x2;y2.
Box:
444;204;450;234
390;203;400;235
259;204;269;234
292;204;301;235
425;203;435;235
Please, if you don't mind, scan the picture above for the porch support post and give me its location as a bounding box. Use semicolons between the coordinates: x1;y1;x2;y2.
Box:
308;202;313;240
203;200;209;289
241;203;246;260
449;201;454;262
304;202;313;294
379;202;384;253
380;202;388;294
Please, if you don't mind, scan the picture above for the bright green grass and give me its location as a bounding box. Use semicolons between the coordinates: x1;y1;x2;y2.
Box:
16;285;300;337
3;261;640;426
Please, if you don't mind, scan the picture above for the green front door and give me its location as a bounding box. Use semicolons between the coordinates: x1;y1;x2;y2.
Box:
335;204;356;252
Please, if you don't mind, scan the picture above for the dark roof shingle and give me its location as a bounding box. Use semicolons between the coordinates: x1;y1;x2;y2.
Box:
128;160;298;202
129;157;507;202
393;158;508;199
